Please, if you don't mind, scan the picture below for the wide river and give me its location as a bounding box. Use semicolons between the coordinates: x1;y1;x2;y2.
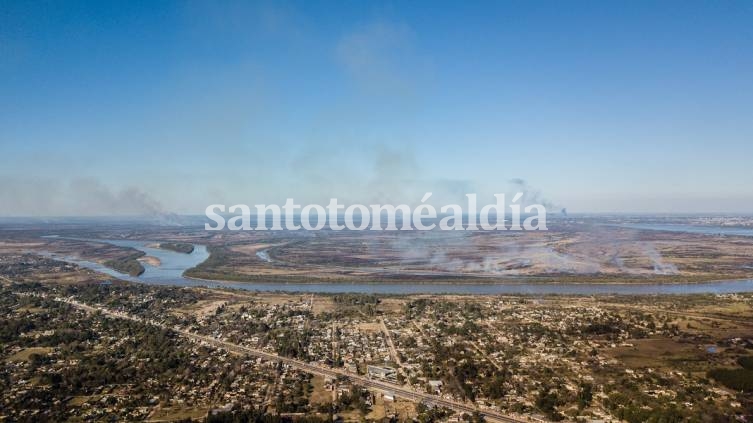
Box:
46;224;753;294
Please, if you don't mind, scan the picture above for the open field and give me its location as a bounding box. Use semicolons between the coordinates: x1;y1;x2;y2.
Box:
147;406;211;422
7;347;53;363
139;256;162;267
3;215;753;285
183;219;753;284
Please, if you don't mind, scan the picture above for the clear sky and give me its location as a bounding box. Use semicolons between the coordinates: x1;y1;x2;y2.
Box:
2;0;753;215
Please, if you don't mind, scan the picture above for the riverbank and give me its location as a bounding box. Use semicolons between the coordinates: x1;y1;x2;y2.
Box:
33;237;753;295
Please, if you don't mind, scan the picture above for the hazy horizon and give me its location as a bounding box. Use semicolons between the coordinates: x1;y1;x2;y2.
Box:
3;1;753;216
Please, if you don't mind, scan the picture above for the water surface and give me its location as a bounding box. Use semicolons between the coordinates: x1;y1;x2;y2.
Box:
49;238;753;295
613;223;753;237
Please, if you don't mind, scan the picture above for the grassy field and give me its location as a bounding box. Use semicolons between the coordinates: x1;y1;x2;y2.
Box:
308;375;333;405
7;347;53;362
608;338;704;368
146;406;210;422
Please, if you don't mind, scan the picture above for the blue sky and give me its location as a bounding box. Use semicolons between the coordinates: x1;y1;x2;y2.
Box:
1;0;752;215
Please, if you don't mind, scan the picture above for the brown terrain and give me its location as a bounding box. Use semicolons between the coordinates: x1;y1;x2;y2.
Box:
1;218;753;284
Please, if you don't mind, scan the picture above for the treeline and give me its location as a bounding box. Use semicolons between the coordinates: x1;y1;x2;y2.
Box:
274;327;312;359
707;367;753;392
104;252;145;276
604;391;684;423
706;354;753;392
160;242;195;254
738;355;753;370
335;385;370;414
0;316;36;342
330;294;380;316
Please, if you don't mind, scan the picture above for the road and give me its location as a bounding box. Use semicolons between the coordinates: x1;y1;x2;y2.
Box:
56;297;538;423
469;341;503;372
379;318;402;366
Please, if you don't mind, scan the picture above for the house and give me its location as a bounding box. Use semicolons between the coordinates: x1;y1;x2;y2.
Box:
367;365;397;381
428;380;443;394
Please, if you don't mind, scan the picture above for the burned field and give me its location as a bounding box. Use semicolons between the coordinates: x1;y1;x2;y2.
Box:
181;220;753;284
1;216;753;285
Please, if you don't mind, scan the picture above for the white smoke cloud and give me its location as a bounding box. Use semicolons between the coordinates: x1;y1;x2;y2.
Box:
0;176;177;220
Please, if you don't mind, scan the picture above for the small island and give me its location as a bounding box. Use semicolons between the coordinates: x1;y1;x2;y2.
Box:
159;242;195;254
104;252;146;276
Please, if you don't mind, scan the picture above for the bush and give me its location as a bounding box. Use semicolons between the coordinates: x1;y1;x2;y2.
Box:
737;355;753;370
707;368;753;392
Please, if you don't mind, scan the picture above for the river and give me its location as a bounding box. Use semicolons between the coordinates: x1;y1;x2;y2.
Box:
610;223;753;237
45;235;753;295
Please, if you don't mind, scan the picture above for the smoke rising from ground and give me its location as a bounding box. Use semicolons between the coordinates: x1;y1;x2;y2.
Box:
508;178;563;212
0;177;181;224
290;145;477;207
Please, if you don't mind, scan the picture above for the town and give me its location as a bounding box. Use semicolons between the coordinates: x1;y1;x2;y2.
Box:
2;254;752;422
